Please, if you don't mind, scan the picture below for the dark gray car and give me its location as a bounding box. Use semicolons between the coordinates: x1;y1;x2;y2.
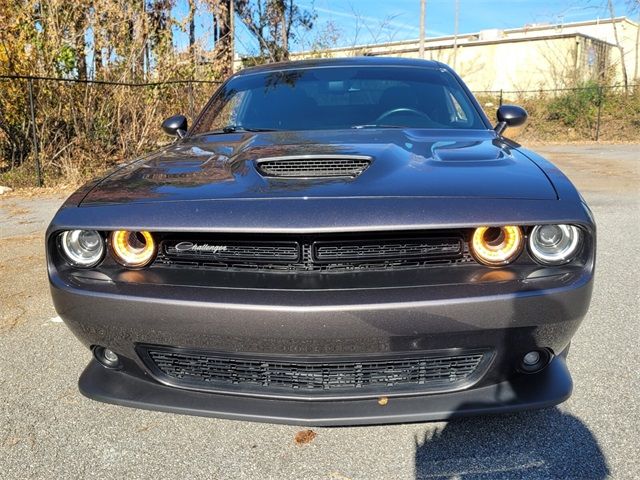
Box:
47;57;595;425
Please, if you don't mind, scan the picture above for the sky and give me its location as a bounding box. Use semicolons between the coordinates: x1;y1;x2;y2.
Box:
174;0;637;56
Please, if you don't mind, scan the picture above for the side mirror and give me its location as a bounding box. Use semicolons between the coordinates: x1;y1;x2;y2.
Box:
494;105;528;135
161;114;188;138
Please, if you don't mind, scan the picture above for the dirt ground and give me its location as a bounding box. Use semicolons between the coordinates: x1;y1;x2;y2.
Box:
529;143;640;195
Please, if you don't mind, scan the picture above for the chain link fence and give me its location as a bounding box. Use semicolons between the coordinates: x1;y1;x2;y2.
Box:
0;75;221;187
1;75;638;187
474;84;640;144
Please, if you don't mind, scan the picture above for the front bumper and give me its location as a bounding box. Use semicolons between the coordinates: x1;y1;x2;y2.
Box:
51;262;592;425
80;353;572;426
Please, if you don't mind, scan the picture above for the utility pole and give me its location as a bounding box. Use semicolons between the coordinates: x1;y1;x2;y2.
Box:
452;0;459;70
635;10;639;83
419;0;427;58
230;0;236;73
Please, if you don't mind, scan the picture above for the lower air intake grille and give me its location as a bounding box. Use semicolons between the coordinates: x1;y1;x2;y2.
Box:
257;156;371;178
141;346;488;397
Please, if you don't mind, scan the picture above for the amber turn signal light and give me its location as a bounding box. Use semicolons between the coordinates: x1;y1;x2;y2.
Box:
470;226;523;267
109;230;156;268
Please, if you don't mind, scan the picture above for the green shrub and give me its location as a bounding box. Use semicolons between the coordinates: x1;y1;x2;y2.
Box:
546;82;602;128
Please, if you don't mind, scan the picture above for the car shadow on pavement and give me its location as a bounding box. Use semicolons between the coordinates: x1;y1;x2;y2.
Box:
413;290;607;480
413;407;608;479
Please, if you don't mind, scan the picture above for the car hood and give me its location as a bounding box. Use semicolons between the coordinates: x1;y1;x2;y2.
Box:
80;129;556;205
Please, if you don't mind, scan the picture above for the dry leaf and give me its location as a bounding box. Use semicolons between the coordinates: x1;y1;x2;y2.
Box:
294;429;317;445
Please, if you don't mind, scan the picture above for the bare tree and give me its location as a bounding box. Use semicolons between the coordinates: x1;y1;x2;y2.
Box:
607;0;629;91
301;20;341;57
343;6;413;55
627;0;639;82
209;0;234;77
188;0;196;56
235;0;316;62
72;4;89;79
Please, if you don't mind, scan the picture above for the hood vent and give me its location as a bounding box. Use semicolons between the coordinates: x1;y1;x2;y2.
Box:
256;155;372;178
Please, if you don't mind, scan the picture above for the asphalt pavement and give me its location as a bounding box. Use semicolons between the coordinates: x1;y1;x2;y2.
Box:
0;144;638;479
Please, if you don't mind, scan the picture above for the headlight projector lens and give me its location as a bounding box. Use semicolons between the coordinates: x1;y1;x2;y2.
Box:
529;224;581;265
110;230;156;268
471;226;523;266
59;230;105;267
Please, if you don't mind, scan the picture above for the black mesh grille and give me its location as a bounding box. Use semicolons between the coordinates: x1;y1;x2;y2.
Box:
314;238;462;263
164;241;299;263
142;347;487;396
155;234;471;272
257;157;371;178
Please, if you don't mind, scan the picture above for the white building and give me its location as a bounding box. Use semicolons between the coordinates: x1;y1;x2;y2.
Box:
284;17;639;92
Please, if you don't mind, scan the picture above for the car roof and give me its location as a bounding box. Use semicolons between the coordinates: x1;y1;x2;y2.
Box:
233;56;445;77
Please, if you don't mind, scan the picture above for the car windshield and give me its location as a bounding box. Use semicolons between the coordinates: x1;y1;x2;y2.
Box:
191;66;487;134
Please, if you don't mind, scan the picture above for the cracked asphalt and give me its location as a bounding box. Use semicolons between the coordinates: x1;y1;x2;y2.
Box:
0;144;638;479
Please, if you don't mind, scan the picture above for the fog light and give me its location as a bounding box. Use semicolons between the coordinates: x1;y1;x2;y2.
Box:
523;351;541;366
95;346;121;368
520;349;551;373
103;349;119;363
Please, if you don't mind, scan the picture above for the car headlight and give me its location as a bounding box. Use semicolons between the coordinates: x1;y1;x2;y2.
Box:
529;224;582;265
471;226;523;266
110;230;156;268
58;230;105;267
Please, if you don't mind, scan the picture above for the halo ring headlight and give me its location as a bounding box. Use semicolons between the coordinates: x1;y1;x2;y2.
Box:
471;226;523;267
109;230;156;268
58;230;105;267
529;224;581;265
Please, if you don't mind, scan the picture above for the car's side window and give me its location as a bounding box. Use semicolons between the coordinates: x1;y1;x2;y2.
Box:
447;91;468;122
208;90;248;129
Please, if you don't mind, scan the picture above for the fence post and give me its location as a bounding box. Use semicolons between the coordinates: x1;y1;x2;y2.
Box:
595;85;603;142
27;78;42;187
499;89;503;106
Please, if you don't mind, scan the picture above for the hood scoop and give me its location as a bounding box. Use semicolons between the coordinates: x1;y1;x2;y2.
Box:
256;155;372;179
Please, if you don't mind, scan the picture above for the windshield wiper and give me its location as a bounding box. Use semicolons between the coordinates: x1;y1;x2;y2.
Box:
350;124;406;129
220;125;278;133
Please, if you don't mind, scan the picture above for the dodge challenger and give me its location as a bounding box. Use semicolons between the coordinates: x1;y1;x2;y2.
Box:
47;57;595;425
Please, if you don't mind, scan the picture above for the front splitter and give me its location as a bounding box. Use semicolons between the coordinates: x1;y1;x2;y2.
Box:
78;356;572;426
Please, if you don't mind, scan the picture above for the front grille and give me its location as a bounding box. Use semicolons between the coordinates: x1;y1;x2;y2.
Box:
155;232;473;273
164;241;299;263
257;156;371;178
313;238;462;263
141;346;488;397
